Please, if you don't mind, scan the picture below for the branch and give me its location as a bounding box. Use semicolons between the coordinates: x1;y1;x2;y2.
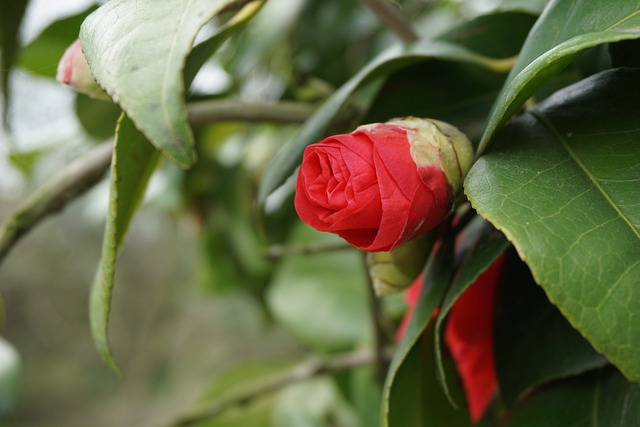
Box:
265;240;353;260
0;99;338;267
171;347;394;426
358;0;419;42
187;99;317;127
0;141;113;266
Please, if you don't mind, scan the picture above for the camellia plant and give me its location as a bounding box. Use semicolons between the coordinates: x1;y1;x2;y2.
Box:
0;0;639;425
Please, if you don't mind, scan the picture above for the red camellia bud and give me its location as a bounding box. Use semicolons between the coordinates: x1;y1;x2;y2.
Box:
56;39;109;100
294;118;473;252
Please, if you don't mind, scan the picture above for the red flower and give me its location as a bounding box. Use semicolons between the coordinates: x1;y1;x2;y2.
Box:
400;257;504;423
294;119;473;252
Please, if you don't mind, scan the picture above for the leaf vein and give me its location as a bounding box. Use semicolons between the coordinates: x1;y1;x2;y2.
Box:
530;109;640;240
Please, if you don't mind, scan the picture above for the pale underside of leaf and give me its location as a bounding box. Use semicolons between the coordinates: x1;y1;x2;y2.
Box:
80;0;239;167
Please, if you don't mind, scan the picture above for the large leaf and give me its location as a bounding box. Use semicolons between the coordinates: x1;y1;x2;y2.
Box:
494;250;608;405
80;0;245;167
381;238;464;427
90;114;160;375
465;69;640;381
258;39;515;210
88;1;263;373
495;368;640;427
0;0;29;126
479;0;640;153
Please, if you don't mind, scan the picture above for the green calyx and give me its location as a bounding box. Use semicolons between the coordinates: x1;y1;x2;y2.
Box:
389;117;474;195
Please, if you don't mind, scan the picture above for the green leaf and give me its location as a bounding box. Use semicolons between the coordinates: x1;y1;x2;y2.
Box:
386;325;469;427
267;224;369;352
496;368;640;427
439;12;538;59
382;238;466;427
0;336;21;418
90;114;160;375
494;250;608;405
80;0;247;167
258;39;517;210
479;0;640;153
465;68;640;381
433;219;509;405
75;94;122;140
0;0;29;126
17;5;98;79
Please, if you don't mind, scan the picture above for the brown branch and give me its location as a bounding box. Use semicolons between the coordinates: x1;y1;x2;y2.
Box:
0;99;336;267
187;99;316;127
265;241;353;260
0;141;113;265
358;0;419;42
171;347;394;426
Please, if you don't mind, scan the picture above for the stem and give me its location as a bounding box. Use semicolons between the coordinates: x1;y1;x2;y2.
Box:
265;241;353;260
0;141;113;266
363;253;392;386
171;347;393;426
358;0;419;42
186;99;316;127
0;99;333;266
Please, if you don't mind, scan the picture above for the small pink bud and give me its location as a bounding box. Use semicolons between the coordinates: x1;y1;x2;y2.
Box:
56;39;109;100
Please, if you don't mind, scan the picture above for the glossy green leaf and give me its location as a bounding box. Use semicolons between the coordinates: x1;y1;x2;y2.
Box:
90;114;160;375
496;368;640;427
466;68;640;381
18;5;98;79
494;250;608;405
479;0;640;153
267;223;369;352
0;0;29;126
80;0;245;167
382;239;461;427
258;39;516;210
434;219;509;404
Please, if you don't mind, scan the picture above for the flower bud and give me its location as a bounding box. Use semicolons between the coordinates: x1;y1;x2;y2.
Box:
366;234;432;296
56;39;109;100
294;118;473;252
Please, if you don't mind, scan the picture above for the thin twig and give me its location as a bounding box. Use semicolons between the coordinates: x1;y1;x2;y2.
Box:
187;99;317;127
0;141;113;265
358;0;419;42
0;99;333;267
265;241;353;260
171;347;394;426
